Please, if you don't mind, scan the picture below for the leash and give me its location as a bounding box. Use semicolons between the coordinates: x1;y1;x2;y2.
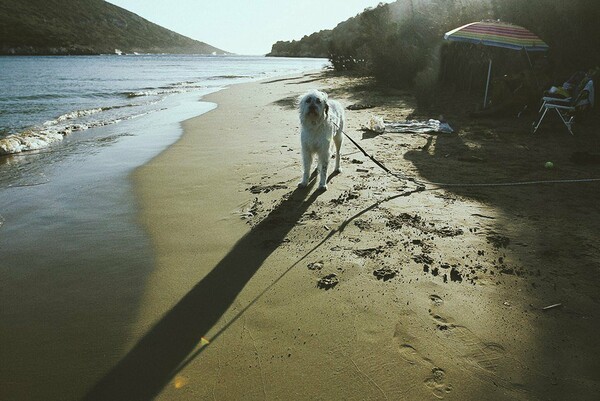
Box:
335;122;600;189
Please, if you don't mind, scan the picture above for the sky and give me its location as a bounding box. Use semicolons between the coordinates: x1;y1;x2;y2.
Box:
107;0;391;55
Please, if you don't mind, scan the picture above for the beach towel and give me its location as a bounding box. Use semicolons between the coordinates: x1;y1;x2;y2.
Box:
364;115;454;134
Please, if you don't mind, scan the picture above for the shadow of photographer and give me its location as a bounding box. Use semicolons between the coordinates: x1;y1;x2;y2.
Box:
84;181;322;400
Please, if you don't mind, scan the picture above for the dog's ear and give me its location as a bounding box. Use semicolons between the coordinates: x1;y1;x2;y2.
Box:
325;101;329;118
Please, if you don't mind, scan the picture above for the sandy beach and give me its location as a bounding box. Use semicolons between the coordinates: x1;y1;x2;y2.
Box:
82;71;600;400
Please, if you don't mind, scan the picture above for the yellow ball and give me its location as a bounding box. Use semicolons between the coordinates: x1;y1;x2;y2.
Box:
545;161;554;168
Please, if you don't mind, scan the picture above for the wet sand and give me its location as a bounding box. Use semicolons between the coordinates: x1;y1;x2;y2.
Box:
0;92;215;401
85;72;600;399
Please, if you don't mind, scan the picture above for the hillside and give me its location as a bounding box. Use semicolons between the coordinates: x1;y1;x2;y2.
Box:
0;0;227;55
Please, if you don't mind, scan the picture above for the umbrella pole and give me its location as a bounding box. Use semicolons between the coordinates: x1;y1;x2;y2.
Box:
524;50;541;89
483;58;492;109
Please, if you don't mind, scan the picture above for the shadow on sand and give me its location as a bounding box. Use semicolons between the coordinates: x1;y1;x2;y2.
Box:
84;181;322;400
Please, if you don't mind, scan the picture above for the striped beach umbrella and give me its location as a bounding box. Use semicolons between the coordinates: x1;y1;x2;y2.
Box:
444;20;549;52
444;20;549;107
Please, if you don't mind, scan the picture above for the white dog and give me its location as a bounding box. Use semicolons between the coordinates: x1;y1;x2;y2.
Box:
298;89;345;190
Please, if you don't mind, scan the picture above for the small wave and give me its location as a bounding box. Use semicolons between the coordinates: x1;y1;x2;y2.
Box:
126;89;182;98
0;130;66;155
168;80;197;86
166;82;205;90
0;108;158;156
46;107;105;125
13;93;73;101
125;81;209;98
0;122;122;155
209;75;249;80
0;119;123;156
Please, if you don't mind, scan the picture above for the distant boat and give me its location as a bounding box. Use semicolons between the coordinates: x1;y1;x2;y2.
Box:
114;49;123;55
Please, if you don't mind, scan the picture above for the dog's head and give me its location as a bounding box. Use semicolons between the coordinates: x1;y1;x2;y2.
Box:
299;90;329;124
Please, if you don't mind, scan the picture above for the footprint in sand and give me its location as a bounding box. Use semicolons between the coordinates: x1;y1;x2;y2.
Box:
464;341;506;372
427;308;506;373
424;367;453;399
393;315;433;367
431;313;456;331
429;294;444;306
393;326;453;398
395;295;507;398
393;310;454;399
396;343;423;366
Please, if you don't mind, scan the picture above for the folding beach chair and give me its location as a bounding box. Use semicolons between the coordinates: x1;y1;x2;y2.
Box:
532;71;595;135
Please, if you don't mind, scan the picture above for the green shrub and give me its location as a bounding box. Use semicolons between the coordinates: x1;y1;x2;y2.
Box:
270;0;600;96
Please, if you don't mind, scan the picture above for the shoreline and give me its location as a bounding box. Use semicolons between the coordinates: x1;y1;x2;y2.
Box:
131;73;313;329
0;67;328;401
0;89;222;401
85;72;327;399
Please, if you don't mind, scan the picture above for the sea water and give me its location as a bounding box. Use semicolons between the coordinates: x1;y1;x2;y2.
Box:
0;55;328;200
0;55;327;155
0;55;327;400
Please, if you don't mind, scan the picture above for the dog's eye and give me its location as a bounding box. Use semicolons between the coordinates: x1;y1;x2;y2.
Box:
316;99;321;104
305;98;311;104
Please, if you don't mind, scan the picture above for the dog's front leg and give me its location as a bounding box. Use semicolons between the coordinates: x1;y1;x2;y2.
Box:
317;150;329;190
299;148;312;187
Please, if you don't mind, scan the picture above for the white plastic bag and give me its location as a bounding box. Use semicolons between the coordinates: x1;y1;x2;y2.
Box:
364;115;385;133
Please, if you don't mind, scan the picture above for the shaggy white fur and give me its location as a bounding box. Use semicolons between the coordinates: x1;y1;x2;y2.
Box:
298;89;345;190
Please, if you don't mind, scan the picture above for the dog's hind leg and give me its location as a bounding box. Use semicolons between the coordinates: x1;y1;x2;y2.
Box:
333;130;343;173
299;148;312;187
